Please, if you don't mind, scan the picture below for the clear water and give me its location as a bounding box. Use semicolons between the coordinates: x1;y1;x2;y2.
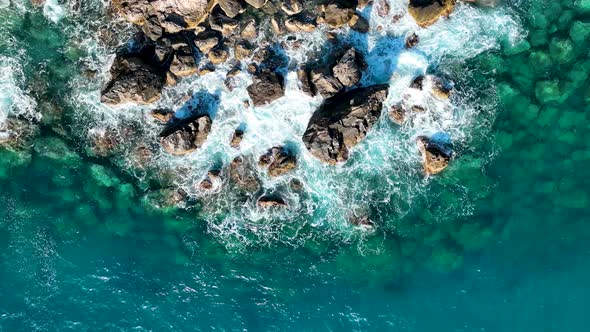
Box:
1;0;589;330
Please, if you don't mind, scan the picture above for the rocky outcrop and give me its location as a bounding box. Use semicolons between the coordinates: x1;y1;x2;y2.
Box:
101;56;166;105
408;0;456;27
417;133;453;175
318;3;354;28
302;84;389;164
230;128;244;148
332;48;362;87
311;67;344;98
247;69;285;106
159;115;212;155
258;146;297;177
111;0;214;39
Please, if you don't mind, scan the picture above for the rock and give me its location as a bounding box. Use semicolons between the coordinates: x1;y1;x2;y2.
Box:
245;0;267;9
0;118;38;150
209;11;239;36
302;84;389;164
405;33;420;48
417;133;453;175
332;48;362;87
258;146;297;177
270;16;283;35
570;21;590;44
101;56;166;105
257;195;287;208
218;0;244;18
319;3;354;28
151;108;175;123
230;128;244;148
193;30;220;53
290;178;303;191
111;0;213;38
169;47;198;77
284;18;317;33
349;13;370;33
349;215;375;231
229;156;260;192
281;0;303;15
234;40;253;60
408;0;456;27
198;170;223;193
376;0;390;17
160;115;212;155
411;75;425;89
247;69;285;106
240;19;258;39
208;48;229;64
87;128;119;157
297;67;314;96
431;76;453;99
535;80;561;104
389;103;406;125
311;67;343;97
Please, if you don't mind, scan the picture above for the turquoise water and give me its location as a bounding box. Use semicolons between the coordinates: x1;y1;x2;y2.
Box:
1;0;589;330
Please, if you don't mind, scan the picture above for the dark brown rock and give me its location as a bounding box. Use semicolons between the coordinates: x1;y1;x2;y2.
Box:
257;195;287;208
101;57;166;105
160;115;212;155
229;156;260;192
332;48;362;87
247;70;284;106
405;33;420;48
302;84;389;164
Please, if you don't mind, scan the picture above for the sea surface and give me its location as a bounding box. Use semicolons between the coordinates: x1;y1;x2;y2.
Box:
0;0;589;330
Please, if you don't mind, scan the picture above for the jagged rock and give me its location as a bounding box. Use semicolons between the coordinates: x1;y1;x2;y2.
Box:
311;67;343;97
193;30;220;53
151;108;174;123
257;195;287;208
101;56;166;105
349;13;369;33
230;156;260;192
411;75;425;89
290;178;303;191
302;84;389;164
281;0;303;16
285;18;317;33
87;128;119;157
198;170;223;193
247;69;284;106
245;0;267;9
318;3;354;28
408;0;456;27
332;48;362;87
258;146;297;177
208;48;229;64
417;133;453;175
389;103;406;125
297;67;314;96
405;33;420;48
240;19;258;39
270;16;283;35
349;215;376;231
111;0;213;38
165;72;178;86
0;118;38;150
234;40;253;60
230;128;244;148
218;0;244;18
431;76;454;99
209;11;239;36
169;47;198;77
160;115;212;155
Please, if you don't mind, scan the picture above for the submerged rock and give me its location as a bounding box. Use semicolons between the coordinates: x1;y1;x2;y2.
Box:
303;84;389;164
160;115;212;155
247;69;285;106
417;133;453;175
229;156;261;192
408;0;456;27
258;146;297;177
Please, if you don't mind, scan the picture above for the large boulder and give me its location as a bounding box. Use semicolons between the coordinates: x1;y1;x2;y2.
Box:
101;56;166;105
247;70;285;106
159;115;212;155
218;0;244;18
302;84;389;164
229;156;261;192
417;133;453;175
408;0;456;27
332;48;362;87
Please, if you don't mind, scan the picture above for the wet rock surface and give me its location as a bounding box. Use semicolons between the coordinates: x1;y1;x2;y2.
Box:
417;133;453;175
160;115;212;155
303;84;389;164
408;0;456;27
258;146;297;177
247;69;285;106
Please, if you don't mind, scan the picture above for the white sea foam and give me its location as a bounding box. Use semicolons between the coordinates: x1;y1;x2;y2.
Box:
0;56;38;127
65;0;523;248
43;0;66;23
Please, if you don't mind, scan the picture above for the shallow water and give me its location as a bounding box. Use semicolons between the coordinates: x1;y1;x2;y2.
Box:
1;0;589;330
